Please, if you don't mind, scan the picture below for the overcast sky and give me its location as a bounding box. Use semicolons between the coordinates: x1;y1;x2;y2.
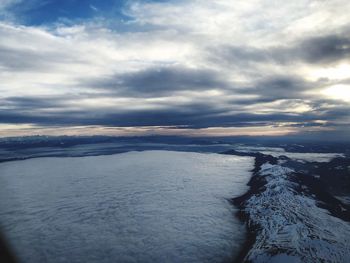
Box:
0;0;350;138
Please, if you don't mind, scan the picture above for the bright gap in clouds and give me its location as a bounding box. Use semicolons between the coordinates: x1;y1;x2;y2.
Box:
322;84;350;102
307;64;350;81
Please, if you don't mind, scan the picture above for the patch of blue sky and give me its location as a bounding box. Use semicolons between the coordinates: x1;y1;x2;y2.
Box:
5;0;136;25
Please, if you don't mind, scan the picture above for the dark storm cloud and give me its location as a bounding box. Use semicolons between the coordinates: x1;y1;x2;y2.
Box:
210;32;350;66
2;98;347;129
0;73;344;130
0;108;274;127
0;101;230;127
317;106;350;121
235;75;313;101
86;67;227;96
1;60;346;133
253;76;309;98
299;35;350;64
85;66;316;105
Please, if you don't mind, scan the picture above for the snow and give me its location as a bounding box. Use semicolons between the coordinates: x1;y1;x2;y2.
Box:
0;150;253;263
244;162;350;263
234;146;344;162
336;196;350;206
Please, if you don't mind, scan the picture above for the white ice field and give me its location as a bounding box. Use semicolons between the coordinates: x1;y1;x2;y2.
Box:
0;151;254;263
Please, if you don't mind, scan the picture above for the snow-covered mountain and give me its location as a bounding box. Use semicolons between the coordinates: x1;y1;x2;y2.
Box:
232;155;350;263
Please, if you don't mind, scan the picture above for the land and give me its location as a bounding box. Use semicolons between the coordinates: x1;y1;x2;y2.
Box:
224;150;350;262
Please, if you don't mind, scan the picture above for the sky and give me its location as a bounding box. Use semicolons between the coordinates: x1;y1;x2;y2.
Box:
0;0;350;139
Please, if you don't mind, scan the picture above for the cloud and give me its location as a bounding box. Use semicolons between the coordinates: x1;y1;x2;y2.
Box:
208;31;350;68
1;93;348;130
238;76;312;101
90;5;98;12
298;34;350;64
0;0;349;138
85;66;228;97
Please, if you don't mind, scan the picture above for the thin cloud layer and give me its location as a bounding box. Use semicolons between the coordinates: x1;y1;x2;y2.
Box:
0;0;349;138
